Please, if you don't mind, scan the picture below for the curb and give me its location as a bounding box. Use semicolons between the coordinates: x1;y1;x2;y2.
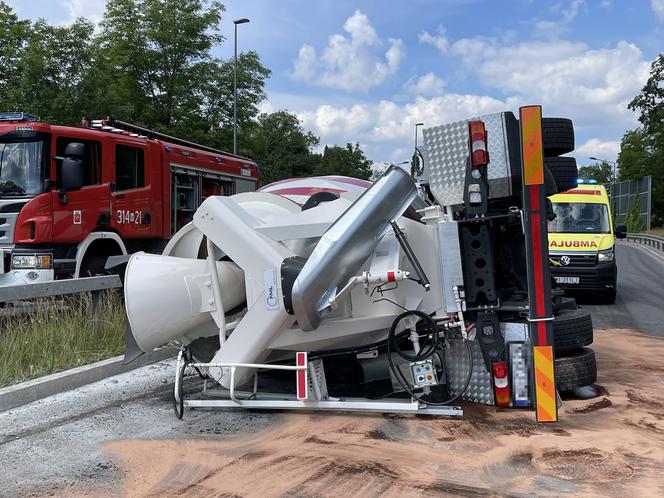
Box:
0;347;176;412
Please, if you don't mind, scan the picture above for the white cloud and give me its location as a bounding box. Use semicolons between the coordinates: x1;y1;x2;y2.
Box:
652;0;664;21
561;0;584;23
292;44;318;82
296;92;509;163
576;138;620;161
60;0;107;23
532;1;585;39
447;37;649;132
419;26;449;54
405;72;446;96
292;10;405;92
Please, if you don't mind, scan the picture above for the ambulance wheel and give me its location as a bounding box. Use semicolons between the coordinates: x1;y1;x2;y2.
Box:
542;118;575;155
553;309;593;354
544;156;578;193
555;347;597;391
602;288;617;304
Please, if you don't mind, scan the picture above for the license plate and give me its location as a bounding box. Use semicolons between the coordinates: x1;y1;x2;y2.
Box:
554;276;579;284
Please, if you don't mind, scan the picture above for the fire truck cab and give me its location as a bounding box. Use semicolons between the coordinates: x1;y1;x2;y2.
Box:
0;112;258;285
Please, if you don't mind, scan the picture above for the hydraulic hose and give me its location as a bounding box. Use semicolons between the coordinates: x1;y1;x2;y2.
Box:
387;310;474;406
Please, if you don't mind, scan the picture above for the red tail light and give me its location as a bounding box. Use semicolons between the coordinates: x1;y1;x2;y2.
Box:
492;361;510;407
469;120;489;167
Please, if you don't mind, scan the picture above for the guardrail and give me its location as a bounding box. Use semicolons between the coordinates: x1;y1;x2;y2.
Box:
625;233;664;252
0;275;122;327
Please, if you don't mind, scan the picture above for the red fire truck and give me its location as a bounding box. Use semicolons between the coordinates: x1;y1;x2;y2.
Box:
0;112;259;285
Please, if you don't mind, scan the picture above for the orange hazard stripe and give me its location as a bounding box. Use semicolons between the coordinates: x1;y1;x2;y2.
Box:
533;345;557;422
520;106;544;186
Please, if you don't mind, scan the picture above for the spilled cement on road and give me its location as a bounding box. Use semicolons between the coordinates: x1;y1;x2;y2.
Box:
77;329;664;497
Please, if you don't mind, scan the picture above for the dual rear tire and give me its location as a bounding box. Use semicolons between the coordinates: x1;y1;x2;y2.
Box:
552;308;598;392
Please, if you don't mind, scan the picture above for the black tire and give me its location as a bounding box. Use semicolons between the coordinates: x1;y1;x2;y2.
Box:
542;118;575;155
544;166;558;196
553;308;593;354
602;288;617;304
79;256;108;277
545;156;578;193
555;347;597;391
558;296;578;311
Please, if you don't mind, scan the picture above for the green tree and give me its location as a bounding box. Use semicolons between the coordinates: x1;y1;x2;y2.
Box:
619;54;664;226
625;195;645;233
98;0;224;129
96;0;270;150
617;128;654;180
314;143;373;180
0;1;29;106
629;54;664;141
578;161;613;184
246;111;320;184
4;16;95;123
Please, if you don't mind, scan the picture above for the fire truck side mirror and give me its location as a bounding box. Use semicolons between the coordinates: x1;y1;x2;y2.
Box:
61;142;85;192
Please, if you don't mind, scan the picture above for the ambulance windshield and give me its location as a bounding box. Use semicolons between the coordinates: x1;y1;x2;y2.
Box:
548;202;611;234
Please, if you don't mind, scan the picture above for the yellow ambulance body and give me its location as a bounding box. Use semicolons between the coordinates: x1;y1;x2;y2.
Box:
548;183;626;303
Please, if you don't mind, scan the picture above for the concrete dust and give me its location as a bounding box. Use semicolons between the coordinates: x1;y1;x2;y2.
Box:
80;330;664;497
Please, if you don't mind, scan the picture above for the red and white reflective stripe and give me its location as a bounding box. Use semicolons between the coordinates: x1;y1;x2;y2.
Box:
296;352;308;400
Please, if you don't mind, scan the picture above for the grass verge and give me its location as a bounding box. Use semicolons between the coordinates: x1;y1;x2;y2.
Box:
0;291;125;387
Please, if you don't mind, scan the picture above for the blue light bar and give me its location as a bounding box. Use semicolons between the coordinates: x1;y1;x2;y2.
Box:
0;112;40;122
577;178;585;184
588;179;598;184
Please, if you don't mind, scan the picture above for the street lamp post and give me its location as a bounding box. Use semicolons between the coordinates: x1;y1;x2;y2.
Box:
233;18;250;155
589;156;617;183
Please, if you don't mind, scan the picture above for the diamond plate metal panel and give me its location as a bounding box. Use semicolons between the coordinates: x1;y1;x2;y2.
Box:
445;338;495;405
422;112;515;206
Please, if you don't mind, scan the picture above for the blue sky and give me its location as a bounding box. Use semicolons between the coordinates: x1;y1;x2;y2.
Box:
6;0;664;167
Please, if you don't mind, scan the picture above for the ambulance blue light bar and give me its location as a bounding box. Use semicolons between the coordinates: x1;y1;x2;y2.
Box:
0;112;40;122
577;179;598;184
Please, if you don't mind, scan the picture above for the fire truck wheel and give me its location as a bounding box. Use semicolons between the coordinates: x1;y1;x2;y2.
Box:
542;117;575;155
544;156;578;193
554;347;597;391
553;308;593;354
79;256;108;277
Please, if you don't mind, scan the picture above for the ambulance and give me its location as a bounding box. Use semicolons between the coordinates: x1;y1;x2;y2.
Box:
548;182;626;302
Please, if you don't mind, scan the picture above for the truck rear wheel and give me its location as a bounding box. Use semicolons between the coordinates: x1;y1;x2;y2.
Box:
542;117;575;155
544;156;578;193
555;347;597;391
553;308;593;354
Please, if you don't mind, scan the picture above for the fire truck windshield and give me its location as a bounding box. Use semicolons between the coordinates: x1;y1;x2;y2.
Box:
0;141;43;196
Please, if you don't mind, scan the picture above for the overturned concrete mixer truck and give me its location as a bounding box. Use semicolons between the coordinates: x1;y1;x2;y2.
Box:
123;105;596;422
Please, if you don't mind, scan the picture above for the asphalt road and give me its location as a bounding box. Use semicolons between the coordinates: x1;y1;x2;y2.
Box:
580;242;664;336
